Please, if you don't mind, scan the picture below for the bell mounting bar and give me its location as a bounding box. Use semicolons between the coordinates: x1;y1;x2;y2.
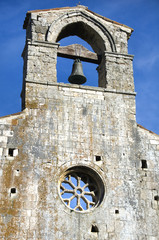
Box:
57;44;101;64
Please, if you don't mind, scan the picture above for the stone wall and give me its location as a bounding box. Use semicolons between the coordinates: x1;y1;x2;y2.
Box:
0;83;159;239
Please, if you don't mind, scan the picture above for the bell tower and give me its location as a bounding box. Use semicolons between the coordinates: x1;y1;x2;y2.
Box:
21;5;134;109
1;5;159;240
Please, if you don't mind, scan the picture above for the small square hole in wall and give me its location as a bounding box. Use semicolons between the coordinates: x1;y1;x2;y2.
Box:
141;160;147;169
8;148;15;157
95;156;101;162
8;148;18;157
115;209;119;214
154;195;159;201
11;188;16;194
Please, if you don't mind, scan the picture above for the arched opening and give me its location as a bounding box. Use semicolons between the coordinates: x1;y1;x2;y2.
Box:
91;225;99;233
48;15;116;88
56;22;105;55
57;36;98;87
47;11;116;53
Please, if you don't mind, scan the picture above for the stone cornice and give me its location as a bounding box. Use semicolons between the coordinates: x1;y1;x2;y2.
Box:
25;80;136;96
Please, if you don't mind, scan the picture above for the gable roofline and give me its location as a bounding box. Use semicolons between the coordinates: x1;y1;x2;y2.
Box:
137;124;159;136
23;5;133;34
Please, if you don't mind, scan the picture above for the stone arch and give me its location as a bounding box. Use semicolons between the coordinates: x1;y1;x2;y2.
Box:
47;10;116;54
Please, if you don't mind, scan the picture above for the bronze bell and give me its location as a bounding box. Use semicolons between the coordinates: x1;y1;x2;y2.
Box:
68;59;87;85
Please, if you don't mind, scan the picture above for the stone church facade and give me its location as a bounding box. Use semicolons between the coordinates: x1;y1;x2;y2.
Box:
0;5;159;240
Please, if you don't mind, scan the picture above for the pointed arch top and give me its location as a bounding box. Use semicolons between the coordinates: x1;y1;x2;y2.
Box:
47;10;116;54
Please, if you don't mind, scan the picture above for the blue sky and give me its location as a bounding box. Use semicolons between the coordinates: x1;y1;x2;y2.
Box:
0;0;159;134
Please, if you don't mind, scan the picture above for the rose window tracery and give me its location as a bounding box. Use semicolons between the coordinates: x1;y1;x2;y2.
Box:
59;166;104;212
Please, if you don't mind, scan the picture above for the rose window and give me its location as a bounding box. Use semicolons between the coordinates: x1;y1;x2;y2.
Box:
59;166;104;212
